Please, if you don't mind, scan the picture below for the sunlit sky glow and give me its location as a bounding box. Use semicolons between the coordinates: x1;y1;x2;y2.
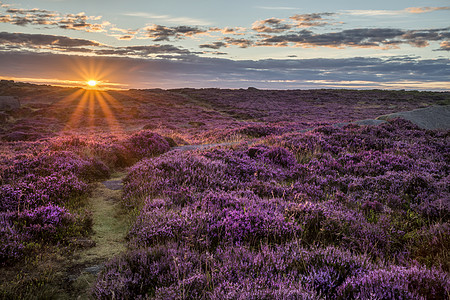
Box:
0;0;449;90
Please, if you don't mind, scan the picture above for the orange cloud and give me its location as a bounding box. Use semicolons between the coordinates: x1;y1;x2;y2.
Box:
405;7;450;14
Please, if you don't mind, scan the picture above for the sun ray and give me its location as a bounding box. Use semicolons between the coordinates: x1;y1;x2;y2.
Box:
54;57;129;134
101;90;125;110
60;88;126;134
64;90;90;131
57;89;85;106
88;91;96;132
94;90;123;133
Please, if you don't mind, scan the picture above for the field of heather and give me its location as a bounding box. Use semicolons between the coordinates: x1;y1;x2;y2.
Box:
0;82;449;299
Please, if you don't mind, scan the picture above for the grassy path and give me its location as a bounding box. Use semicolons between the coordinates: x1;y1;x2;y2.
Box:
81;172;128;262
0;172;131;299
60;172;129;299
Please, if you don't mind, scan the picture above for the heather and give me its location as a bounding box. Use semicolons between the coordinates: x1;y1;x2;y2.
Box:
1;83;449;298
94;119;449;299
0;130;170;266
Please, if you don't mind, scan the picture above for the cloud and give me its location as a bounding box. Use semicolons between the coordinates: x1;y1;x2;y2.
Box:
252;18;292;33
199;41;227;49
94;45;193;56
256;27;450;49
438;41;450;51
0;5;109;32
6;8;55;15
341;10;404;16
0;31;104;54
0;31;100;48
250;13;335;36
0;52;448;90
144;24;207;41
405;7;450;14
289;13;335;27
208;27;246;35
223;37;254;48
197;23;449;51
57;13;110;32
342;7;450;16
0;31;194;57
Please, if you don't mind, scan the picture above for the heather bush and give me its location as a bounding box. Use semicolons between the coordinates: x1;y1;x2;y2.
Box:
47;132;171;168
296;246;373;296
208;278;320;300
124;130;170;159
201;124;283;142
121;119;448;263
284;200;408;260
92;245;206;299
0;212;26;265
2;150;110;183
14;204;92;241
93;242;375;299
0;173;90;212
338;265;450;300
91;117;449;299
128;191;300;250
122;153;229;208
0;205;91;265
264;146;297;168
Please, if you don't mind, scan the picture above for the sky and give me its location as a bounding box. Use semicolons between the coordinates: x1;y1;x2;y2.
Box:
0;0;449;90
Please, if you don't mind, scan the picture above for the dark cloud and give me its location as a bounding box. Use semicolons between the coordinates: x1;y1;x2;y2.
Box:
95;45;193;56
0;32;193;57
1;51;448;89
2;4;447;54
145;24;206;41
257;28;450;49
252;18;292;33
199;41;227;49
0;6;107;32
0;31;100;47
223;37;253;48
289;13;335;27
199;37;253;49
0;13;57;26
56;13;107;32
6;8;53;14
250;13;334;34
401;28;450;47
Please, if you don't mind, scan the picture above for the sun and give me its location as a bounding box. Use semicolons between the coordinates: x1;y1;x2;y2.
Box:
87;80;98;87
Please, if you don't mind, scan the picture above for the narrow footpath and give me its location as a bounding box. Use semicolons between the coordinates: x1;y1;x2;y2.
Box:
62;172;129;299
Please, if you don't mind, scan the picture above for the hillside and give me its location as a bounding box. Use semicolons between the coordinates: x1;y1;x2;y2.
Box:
0;82;449;299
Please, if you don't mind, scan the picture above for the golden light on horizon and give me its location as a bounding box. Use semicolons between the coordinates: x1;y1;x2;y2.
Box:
87;80;98;87
66;57;128;90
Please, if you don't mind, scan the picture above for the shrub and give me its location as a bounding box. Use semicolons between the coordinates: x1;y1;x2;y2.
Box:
124;130;170;159
338;265;450;300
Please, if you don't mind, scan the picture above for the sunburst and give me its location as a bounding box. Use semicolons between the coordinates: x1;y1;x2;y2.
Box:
58;89;124;134
87;80;98;87
52;59;127;134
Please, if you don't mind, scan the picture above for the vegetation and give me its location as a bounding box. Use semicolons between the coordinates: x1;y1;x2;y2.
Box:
0;82;448;299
